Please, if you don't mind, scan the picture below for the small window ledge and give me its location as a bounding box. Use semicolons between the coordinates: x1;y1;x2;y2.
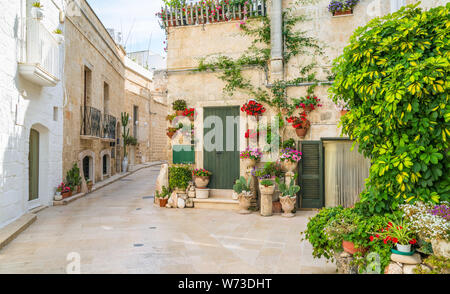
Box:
18;63;60;87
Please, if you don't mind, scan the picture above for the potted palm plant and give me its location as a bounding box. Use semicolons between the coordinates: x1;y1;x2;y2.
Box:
233;176;253;214
276;176;300;218
31;2;44;20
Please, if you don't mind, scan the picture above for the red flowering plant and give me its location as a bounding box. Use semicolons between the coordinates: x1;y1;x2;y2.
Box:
293;96;323;111
192;168;212;178
244;129;259;139
286;112;309;129
183;108;195;118
241;100;266;116
56;183;70;193
370;219;417;246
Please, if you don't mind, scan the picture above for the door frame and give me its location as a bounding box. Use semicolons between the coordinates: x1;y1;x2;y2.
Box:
28;128;40;209
203;106;240;189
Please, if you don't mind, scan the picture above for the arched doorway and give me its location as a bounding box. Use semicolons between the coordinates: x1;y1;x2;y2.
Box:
28;129;39;203
100;149;112;180
82;155;94;182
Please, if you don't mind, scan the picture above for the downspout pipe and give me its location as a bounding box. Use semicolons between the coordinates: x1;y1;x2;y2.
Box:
270;0;283;81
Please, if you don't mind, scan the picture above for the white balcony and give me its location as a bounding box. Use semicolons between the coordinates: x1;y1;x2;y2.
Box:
18;19;60;87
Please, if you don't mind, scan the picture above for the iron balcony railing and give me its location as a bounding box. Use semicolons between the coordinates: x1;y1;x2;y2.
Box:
159;0;266;28
103;113;117;140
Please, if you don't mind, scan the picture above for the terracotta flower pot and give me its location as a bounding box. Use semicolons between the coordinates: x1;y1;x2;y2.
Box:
176;110;185;116
303;105;313;112
159;198;168;207
281;160;298;173
62;191;72;199
333;9;353;16
280;195;296;217
194;176;210;189
342;240;368;255
167;131;176;139
340;110;349;116
272;201;282;213
295;128;308;138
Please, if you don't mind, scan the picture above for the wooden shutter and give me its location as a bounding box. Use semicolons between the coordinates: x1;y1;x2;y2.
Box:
299;141;324;208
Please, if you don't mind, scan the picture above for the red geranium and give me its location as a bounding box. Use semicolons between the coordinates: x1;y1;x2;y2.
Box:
241;100;266;116
183;108;195;118
286;113;309;129
245;129;258;139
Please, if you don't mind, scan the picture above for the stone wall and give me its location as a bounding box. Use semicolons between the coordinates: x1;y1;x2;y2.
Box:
0;0;64;227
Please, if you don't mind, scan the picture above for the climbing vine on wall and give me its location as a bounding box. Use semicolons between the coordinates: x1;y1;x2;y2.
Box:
197;0;328;115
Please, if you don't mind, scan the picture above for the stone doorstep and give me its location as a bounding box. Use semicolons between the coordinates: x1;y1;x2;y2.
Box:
193;198;239;211
0;214;37;250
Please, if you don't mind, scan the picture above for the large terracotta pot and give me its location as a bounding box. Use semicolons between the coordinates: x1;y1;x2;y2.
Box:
238;192;253;214
194;176;210;188
281;160;298;173
342;240;368;255
279;195;296;217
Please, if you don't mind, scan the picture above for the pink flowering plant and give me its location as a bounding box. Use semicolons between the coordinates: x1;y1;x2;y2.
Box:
192;168;212;177
240;147;262;161
56;183;70;193
280;148;302;163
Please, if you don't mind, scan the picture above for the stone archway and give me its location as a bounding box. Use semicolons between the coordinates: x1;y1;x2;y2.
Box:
78;150;96;185
100;149;112;181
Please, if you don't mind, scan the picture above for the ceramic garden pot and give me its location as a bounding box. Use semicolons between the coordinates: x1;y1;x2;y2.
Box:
295;128;308;138
279;195;296;217
238;192;253;214
122;156;128;172
281;160;298;173
194;176;210;189
196;188;210;199
159;198;168;207
242;158;256;169
259;184;275;195
396;244;412;253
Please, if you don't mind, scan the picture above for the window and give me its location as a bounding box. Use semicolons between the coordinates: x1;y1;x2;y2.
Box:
83;67;92;107
390;0;406;13
133;105;139;139
103;82;110;114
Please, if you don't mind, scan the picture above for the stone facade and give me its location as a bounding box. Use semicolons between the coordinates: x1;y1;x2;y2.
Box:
63;0;168;186
0;0;64;227
165;0;447;201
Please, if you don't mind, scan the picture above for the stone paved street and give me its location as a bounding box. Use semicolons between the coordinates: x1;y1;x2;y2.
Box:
0;165;336;274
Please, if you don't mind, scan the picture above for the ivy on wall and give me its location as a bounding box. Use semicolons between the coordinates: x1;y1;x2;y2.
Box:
330;3;450;213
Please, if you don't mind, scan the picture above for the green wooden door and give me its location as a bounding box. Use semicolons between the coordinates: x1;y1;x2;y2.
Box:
29;129;39;201
299;141;324;208
203;106;240;189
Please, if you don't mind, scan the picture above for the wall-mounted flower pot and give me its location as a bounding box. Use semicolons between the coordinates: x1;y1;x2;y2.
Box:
333;9;353;16
176;110;185;116
295;128;308;138
31;7;44;20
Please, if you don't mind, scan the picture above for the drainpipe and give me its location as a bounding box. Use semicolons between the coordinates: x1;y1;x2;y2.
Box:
270;0;283;82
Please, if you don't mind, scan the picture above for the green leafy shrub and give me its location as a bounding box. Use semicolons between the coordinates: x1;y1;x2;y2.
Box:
156;186;171;199
66;163;82;190
172;99;187;111
276;175;300;197
169;164;192;190
260;179;274;187
330;3;450;214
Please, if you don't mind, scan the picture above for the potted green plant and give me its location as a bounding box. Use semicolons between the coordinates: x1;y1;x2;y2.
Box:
276;176;300;217
54;182;64;201
166;113;176;123
156;186;171;207
58;183;72;199
192;168;212;189
293;96;323;112
121;112;130;172
233;176;253;214
31;2;44;20
53;29;64;44
173;99;187;116
286;113;310;138
374;220;417;253
66;163;82;194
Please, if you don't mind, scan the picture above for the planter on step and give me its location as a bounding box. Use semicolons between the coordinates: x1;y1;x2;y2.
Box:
196;188;210;199
238;192;253;214
194;176;210;189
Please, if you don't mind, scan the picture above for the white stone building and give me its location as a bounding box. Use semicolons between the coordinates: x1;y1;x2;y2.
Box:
0;0;65;228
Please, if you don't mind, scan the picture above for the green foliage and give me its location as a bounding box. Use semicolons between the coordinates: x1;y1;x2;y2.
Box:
172;99;187;111
282;138;296;149
276;175;300;197
66;163;82;190
415;255;450;274
155;186;171;199
254;161;283;179
260;179;274;187
233;176;252;194
121;112;130;157
330;4;450;214
32;1;42;8
169;165;192;190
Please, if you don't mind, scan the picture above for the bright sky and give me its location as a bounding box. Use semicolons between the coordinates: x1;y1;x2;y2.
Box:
87;0;166;56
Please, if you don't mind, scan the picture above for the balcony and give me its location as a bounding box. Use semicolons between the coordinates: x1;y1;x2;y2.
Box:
18;19;60;87
80;106;117;141
159;0;266;28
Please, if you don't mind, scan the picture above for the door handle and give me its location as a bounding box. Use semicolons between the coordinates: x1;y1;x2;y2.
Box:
216;151;223;155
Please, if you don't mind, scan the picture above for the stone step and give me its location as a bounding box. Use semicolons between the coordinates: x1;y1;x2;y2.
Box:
193;198;239;211
208;189;234;199
0;213;36;250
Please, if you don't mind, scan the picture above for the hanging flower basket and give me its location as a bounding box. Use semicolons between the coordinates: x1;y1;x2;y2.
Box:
241;100;266;116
